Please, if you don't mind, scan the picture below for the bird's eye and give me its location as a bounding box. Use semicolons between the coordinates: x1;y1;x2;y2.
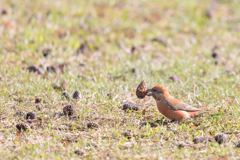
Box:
153;89;156;92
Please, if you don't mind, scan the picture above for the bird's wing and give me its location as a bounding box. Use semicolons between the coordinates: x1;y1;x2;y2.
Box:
165;97;202;111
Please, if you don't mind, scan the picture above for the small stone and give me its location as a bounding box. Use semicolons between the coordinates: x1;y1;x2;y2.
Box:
136;81;148;99
63;105;75;116
122;103;139;111
193;136;212;144
72;91;81;100
25;112;36;120
214;133;227;144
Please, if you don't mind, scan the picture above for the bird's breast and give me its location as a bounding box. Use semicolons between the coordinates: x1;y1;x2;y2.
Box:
156;101;190;120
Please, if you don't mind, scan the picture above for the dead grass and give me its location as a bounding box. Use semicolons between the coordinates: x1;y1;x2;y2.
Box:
1;0;240;159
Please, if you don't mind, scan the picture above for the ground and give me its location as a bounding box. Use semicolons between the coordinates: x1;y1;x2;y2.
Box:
1;0;240;159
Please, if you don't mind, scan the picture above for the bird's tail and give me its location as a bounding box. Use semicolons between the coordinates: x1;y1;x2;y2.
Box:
200;110;213;113
190;110;213;118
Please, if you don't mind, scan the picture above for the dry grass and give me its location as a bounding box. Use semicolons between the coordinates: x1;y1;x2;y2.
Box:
1;0;240;159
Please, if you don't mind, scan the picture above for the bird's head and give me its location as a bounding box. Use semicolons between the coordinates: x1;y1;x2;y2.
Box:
147;85;170;101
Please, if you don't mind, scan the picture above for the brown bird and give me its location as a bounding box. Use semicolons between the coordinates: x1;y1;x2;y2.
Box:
147;85;211;121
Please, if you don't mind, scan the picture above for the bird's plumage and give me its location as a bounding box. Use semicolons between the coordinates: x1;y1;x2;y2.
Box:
149;85;210;121
165;97;201;111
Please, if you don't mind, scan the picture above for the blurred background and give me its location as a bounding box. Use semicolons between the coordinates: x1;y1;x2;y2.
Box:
1;0;240;111
1;0;240;78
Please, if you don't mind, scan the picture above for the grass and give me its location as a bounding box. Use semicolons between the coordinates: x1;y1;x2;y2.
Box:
1;0;240;159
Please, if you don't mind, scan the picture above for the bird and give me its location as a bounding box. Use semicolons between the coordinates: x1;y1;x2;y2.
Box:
147;85;210;121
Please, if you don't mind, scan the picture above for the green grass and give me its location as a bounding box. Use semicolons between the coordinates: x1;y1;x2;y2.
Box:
1;0;240;159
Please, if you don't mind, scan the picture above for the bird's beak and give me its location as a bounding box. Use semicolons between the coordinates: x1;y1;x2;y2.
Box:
146;89;152;96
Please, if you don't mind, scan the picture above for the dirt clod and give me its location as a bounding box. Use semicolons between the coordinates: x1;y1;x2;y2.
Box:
214;133;227;144
35;97;42;103
26;112;36;120
72;90;81;100
63;105;75;116
122;103;139;111
16;123;29;131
